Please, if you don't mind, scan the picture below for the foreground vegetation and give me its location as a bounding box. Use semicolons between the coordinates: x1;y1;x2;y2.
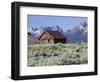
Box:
28;43;88;67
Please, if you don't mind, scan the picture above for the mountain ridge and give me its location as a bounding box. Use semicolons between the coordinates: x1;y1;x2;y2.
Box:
28;21;88;43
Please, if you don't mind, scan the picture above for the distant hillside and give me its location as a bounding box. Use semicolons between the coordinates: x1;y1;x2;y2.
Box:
28;21;88;43
66;21;88;43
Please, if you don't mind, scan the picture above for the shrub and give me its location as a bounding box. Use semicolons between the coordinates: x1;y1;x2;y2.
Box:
28;43;88;66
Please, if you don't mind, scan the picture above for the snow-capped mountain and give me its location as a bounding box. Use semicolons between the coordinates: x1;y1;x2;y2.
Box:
66;22;88;43
28;22;88;43
28;27;43;37
43;25;63;33
28;25;64;37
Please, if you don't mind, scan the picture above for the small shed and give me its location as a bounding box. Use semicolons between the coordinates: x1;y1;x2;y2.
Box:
38;31;66;43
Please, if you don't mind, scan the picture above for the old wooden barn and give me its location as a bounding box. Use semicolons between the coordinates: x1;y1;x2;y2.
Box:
38;31;66;43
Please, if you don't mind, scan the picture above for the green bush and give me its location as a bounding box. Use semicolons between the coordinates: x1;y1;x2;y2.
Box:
27;43;88;66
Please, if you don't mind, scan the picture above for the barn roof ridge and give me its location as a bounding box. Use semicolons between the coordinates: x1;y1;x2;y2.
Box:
39;30;66;40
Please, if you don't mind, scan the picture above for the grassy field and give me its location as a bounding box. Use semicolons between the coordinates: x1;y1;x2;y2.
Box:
28;43;88;67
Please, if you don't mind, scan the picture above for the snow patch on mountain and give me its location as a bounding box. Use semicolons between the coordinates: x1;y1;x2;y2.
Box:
28;21;88;43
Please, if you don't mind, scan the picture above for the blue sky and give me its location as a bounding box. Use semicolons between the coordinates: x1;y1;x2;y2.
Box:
28;15;87;31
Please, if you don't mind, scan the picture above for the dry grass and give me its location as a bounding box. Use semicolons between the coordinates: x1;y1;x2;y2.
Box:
27;43;88;67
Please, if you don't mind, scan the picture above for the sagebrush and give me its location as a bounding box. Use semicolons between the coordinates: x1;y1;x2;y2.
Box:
28;43;88;66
